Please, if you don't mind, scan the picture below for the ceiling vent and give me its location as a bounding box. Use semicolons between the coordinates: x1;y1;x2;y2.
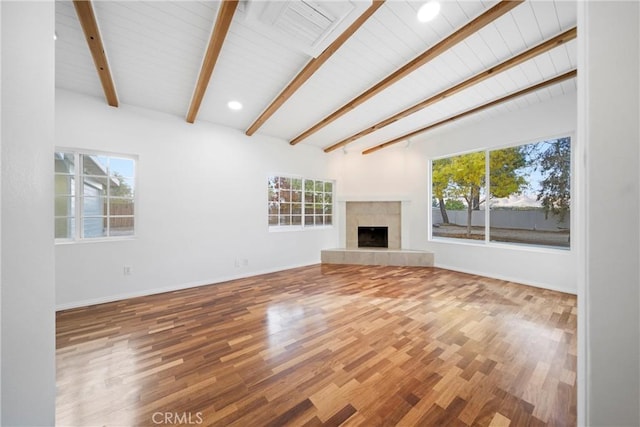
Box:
244;0;372;58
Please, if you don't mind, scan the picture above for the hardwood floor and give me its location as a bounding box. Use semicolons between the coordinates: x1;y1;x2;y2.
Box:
56;264;577;426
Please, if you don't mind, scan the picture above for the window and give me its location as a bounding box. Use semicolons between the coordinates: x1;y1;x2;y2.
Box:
304;179;333;227
431;137;571;249
55;150;136;241
268;176;303;227
432;151;486;241
268;176;333;229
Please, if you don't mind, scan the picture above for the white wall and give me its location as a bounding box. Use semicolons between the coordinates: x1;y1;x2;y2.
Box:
329;93;578;294
1;1;56;425
581;2;640;425
0;1;3;421
55;90;338;308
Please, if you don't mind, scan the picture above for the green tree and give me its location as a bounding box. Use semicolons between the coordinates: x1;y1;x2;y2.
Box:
433;152;485;237
445;199;465;210
110;172;133;197
536;137;571;222
432;157;452;223
433;148;527;237
489;146;527;198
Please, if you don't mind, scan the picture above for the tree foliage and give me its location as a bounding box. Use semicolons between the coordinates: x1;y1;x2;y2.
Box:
444;199;465;210
110;172;134;197
432;148;527;237
489;147;527;198
433;152;485;236
535;137;571;222
432;157;452;223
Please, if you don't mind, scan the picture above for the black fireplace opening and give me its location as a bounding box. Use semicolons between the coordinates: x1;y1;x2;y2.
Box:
358;226;388;248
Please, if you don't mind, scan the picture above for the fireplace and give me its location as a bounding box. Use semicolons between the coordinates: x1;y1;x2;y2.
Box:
346;202;401;249
358;226;388;248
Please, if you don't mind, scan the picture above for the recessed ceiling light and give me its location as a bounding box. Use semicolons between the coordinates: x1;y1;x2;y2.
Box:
227;100;243;111
417;1;441;23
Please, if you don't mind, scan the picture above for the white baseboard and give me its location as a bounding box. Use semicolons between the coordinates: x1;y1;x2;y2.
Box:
56;260;576;311
434;262;577;295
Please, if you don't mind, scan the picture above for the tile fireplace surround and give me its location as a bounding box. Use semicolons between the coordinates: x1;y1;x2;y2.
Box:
347;201;401;249
321;200;434;267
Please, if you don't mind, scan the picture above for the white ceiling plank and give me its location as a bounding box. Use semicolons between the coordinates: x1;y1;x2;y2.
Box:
510;2;543;45
553;0;578;29
529;0;562;37
475;22;513;62
536;52;562;78
548;47;571;73
417;0;460;41
456;0;500;22
55;0;578;148
512;60;536;87
448;41;487;76
491;70;521;94
434;49;472;83
479;76;508;99
376;3;441;58
493;11;526;55
547;83;565;99
460;33;499;68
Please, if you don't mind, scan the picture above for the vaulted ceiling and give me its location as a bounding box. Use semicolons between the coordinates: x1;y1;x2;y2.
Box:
55;0;577;154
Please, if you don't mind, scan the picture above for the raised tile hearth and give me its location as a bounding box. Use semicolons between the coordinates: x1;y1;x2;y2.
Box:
321;248;434;267
327;199;434;266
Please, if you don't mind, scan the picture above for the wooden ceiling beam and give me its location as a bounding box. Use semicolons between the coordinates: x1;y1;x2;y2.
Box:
289;0;524;146
325;26;577;153
245;0;386;136
362;69;577;155
186;0;239;124
73;0;118;107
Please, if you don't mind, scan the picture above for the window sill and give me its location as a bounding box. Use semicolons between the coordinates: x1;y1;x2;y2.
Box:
268;225;334;233
55;236;137;245
429;236;571;254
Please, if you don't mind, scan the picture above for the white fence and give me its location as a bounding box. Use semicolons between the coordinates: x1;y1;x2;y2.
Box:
432;209;569;231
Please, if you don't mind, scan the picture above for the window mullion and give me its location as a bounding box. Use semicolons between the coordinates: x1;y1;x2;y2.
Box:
76;152;82;241
302;179;306;228
106;158;110;237
485;149;490;244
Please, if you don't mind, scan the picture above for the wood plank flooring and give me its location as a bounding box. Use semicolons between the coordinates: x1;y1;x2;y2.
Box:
56;264;577;426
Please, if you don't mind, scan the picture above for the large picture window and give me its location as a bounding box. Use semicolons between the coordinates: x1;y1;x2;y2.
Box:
55;150;136;241
268;176;333;229
431;137;571;249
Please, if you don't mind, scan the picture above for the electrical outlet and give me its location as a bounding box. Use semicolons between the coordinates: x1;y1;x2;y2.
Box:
123;266;132;276
241;259;249;267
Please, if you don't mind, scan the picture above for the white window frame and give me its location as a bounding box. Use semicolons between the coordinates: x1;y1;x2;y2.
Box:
428;134;574;252
268;174;335;232
55;148;138;243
